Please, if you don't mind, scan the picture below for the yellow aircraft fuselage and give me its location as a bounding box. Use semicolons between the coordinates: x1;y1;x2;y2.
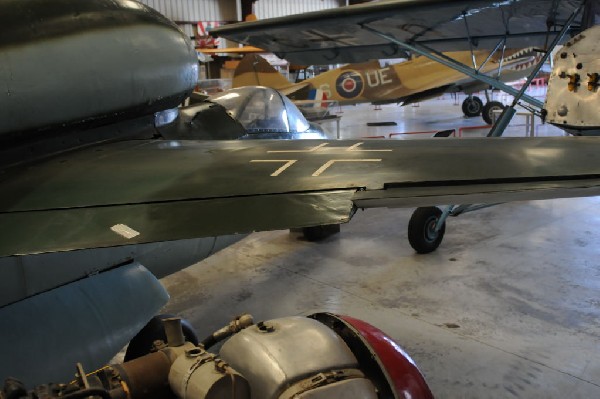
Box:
233;50;534;105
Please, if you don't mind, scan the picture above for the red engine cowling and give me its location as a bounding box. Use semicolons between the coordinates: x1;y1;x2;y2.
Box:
311;313;434;399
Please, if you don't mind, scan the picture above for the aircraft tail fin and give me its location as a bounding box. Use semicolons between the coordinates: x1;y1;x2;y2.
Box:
307;88;329;108
233;54;292;89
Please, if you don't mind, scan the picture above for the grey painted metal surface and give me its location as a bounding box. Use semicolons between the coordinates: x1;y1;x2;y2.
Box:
0;0;197;135
3;137;600;257
0;263;168;386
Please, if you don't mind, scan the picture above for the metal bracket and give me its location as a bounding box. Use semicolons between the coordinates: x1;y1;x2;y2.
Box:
435;203;503;231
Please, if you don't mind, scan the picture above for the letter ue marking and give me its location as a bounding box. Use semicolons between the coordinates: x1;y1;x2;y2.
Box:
250;160;297;176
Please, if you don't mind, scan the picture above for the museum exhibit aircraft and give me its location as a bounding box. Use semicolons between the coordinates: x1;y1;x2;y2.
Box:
215;0;600;251
232;50;540;124
3;0;600;397
214;0;599;136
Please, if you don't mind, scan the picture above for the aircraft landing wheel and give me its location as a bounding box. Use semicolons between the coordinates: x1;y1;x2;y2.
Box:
124;314;199;361
482;101;505;125
461;96;483;117
408;207;446;254
301;224;341;241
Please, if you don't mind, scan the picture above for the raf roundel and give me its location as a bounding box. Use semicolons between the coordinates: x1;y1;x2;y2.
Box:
335;70;364;99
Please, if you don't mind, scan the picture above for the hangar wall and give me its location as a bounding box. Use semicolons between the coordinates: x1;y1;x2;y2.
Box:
138;0;345;45
254;0;343;19
139;0;344;22
138;0;238;37
139;0;237;22
138;0;346;37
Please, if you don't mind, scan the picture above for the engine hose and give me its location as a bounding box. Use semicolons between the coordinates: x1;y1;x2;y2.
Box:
200;335;218;350
200;314;254;350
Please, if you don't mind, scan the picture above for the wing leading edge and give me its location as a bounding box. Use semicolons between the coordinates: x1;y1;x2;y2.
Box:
2;137;600;257
213;0;586;64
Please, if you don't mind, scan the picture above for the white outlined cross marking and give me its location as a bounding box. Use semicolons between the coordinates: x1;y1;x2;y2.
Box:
252;142;391;176
268;143;329;153
266;142;392;153
312;159;382;176
346;142;392;152
250;160;297;176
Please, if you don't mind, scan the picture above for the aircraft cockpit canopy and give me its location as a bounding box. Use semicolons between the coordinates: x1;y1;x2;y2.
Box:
210;86;311;134
159;86;325;141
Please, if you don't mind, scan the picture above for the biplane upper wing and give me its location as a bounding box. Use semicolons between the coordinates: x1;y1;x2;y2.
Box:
213;0;589;64
3;136;600;258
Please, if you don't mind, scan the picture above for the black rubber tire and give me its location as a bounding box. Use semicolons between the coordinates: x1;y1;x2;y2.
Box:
461;96;483;117
408;207;446;254
302;224;341;241
482;101;505;125
124;314;199;361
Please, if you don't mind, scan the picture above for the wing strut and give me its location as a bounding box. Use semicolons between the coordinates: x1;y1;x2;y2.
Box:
361;24;543;108
462;11;478;69
486;3;583;136
361;2;583;136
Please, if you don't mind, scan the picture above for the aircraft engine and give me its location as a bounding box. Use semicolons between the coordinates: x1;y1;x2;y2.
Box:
2;313;434;399
543;25;600;135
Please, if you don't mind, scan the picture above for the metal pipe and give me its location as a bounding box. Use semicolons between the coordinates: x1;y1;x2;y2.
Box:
477;39;505;73
162;317;185;347
497;43;507;79
435;205;454;232
201;314;254;350
462;12;477;69
487;106;517;137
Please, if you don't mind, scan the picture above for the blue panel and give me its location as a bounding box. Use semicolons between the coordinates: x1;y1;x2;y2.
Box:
0;263;169;386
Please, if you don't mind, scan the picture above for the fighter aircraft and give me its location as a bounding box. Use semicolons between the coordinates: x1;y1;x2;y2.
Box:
232;50;540;124
3;0;600;397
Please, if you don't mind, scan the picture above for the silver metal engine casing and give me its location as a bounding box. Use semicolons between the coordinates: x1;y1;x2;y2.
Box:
219;317;361;399
169;348;250;399
283;379;378;399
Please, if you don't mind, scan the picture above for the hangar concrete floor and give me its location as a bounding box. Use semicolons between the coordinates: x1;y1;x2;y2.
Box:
160;91;600;398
